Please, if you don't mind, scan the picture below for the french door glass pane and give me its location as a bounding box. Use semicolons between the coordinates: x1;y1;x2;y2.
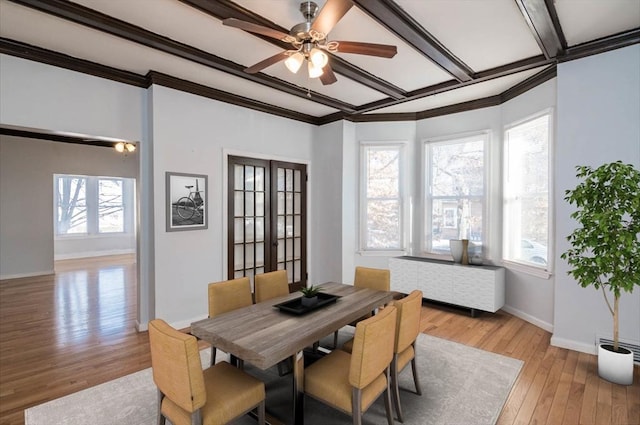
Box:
232;163;267;279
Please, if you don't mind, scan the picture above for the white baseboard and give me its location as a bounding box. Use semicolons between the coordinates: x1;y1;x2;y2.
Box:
501;304;554;333
550;335;597;355
136;315;208;333
135;320;148;332
170;314;208;332
0;269;55;281
54;249;135;261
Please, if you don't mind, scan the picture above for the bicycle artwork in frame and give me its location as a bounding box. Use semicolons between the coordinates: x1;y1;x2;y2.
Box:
166;172;208;231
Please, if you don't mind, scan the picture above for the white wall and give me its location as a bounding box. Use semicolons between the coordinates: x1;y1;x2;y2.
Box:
553;44;640;353
0;55;144;141
311;121;344;285
149;85;315;327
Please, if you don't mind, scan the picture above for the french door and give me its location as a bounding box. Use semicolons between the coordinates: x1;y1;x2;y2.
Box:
228;156;307;293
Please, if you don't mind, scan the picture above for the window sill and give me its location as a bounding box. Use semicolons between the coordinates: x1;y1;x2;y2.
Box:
501;259;552;279
357;250;408;257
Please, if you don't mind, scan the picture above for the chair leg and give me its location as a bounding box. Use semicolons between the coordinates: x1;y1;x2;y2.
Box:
384;368;394;425
257;400;265;425
190;409;202;425
157;390;166;425
411;344;422;395
210;347;217;366
352;388;363;425
391;355;404;422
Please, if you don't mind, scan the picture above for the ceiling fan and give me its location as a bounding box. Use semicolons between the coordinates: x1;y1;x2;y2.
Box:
223;0;397;85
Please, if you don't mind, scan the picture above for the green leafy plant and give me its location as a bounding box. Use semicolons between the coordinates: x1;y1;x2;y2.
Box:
561;161;640;352
300;285;322;298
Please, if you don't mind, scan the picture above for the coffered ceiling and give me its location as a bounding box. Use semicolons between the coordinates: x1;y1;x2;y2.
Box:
1;0;638;125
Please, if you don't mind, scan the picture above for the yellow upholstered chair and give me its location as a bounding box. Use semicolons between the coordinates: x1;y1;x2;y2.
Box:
148;319;265;425
331;266;391;348
254;270;289;303
342;290;423;422
207;277;253;366
304;305;397;425
254;269;291;375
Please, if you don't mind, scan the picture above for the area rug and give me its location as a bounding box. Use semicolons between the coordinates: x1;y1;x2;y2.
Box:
25;329;522;425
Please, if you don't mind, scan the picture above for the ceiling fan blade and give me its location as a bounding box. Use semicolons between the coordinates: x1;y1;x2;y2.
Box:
311;0;353;37
244;51;289;74
319;64;338;85
334;41;398;58
223;18;291;41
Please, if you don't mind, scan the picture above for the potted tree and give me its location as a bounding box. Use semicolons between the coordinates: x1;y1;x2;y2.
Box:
300;285;322;307
561;161;639;385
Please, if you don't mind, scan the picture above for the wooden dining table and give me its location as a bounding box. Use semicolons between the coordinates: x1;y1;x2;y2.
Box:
190;281;395;425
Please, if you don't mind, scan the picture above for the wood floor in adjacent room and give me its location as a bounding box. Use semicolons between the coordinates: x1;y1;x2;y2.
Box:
0;255;638;425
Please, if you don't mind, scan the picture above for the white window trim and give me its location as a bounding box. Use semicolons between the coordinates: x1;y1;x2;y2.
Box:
54;174;135;237
421;130;491;261
358;141;409;255
502;108;555;277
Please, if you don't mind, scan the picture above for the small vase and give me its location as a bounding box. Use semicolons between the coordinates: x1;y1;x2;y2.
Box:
450;240;464;263
301;296;318;307
461;239;469;265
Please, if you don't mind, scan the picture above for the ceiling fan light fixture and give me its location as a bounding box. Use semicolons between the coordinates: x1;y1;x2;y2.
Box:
115;142;136;153
307;60;323;78
309;47;328;68
285;52;304;73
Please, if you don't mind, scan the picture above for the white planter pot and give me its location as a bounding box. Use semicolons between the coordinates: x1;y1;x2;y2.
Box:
598;344;634;385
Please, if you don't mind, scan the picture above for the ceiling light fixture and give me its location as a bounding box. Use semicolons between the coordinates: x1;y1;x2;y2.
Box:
115;142;136;153
285;41;334;79
307;60;323;78
309;47;328;68
284;52;304;73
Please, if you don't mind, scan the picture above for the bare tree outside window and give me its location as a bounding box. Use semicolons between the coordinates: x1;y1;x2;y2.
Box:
426;136;486;254
362;145;403;250
98;179;124;233
55;175;133;236
56;176;87;234
504;113;550;267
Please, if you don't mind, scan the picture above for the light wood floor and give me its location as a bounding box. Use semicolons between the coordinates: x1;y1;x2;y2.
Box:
0;255;638;425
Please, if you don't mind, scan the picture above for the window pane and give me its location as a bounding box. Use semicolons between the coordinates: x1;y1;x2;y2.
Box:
367;199;401;249
56;176;87;234
98;179;124;233
361;145;403;250
425;135;485;255
431;140;484;197
367;148;399;197
504;114;549;267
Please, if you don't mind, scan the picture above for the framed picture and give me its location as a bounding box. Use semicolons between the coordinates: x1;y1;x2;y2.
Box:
166;172;208;232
